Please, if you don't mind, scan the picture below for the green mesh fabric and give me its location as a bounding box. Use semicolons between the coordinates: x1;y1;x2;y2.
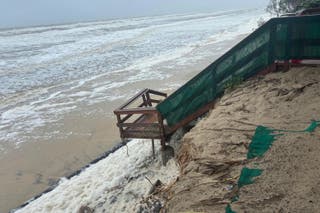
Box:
225;120;319;212
247;121;320;159
225;168;263;213
282;120;320;133
225;204;236;213
157;15;320;127
247;126;280;159
238;167;263;188
305;121;320;132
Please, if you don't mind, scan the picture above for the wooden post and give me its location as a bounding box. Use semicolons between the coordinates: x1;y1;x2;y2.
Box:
146;92;152;107
142;94;148;107
116;114;124;138
284;60;290;71
151;139;155;159
157;112;166;149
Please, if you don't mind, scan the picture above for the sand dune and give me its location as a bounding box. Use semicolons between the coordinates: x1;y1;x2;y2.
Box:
163;66;320;212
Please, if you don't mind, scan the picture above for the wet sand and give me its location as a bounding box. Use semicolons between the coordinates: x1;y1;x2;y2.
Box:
0;103;120;212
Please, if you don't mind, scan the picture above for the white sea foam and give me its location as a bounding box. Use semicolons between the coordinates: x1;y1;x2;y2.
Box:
14;139;180;213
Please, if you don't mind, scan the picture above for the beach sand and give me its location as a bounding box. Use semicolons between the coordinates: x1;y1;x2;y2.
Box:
163;66;320;212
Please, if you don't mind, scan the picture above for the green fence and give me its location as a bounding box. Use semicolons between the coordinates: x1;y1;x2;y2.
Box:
157;15;320;127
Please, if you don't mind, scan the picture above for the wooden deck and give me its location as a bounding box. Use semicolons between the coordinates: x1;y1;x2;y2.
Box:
113;87;218;151
114;89;168;147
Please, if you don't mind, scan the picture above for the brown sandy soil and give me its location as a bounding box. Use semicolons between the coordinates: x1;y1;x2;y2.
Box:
231;133;320;213
163;66;320;212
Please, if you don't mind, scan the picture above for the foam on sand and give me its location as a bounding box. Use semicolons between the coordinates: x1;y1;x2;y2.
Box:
14;139;179;213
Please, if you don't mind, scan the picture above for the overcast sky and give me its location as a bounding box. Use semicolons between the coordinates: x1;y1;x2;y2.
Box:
1;0;269;29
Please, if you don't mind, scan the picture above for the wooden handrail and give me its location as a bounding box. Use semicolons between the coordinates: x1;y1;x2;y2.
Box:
118;123;160;128
115;88;167;111
147;89;167;97
120;113;135;123
114;107;158;115
116;88;149;110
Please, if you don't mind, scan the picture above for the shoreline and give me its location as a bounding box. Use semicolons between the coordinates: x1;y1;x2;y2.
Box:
1;33;249;213
14;138;180;213
13;140;126;212
0;108;121;213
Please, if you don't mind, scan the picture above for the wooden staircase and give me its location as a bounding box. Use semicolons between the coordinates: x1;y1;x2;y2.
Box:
114;89;168;148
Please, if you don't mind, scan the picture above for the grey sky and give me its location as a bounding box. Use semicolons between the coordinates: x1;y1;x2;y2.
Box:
1;0;269;29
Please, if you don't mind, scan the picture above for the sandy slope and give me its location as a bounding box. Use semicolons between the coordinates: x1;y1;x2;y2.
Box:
164;66;320;212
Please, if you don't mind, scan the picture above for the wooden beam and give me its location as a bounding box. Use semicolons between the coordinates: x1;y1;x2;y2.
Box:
145;92;153;107
114;107;157;115
122;131;162;139
165;100;216;135
147;89;167;97
118;123;160;128
149;99;162;104
157;111;166;147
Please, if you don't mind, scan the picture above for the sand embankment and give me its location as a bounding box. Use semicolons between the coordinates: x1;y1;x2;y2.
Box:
164;66;320;212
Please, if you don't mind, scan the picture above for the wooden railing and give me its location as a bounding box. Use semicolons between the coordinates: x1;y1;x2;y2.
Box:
114;89;167;146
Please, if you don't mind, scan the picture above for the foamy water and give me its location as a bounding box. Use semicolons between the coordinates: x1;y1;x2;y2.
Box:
0;9;270;147
14;139;180;213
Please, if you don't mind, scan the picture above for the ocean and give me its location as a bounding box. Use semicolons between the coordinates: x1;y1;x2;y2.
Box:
0;8;270;212
0;9;268;147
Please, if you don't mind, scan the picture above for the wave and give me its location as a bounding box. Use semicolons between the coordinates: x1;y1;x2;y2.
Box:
0;8;255;37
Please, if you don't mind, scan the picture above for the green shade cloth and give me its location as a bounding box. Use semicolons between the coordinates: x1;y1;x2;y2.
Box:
238;167;263;188
247;126;280;159
157;15;320;127
225;204;236;213
225;120;319;212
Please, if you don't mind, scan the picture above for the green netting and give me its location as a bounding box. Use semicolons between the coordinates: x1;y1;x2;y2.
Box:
225;120;320;212
247;121;320;159
226;204;236;213
247;126;280;159
225;168;263;213
157;15;320;127
277;120;320;133
304;120;320;132
238;167;263;188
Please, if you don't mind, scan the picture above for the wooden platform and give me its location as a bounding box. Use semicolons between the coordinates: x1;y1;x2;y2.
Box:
114;88;218;148
114;89;168;146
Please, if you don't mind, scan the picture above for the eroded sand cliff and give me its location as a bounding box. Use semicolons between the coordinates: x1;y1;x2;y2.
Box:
164;66;320;213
